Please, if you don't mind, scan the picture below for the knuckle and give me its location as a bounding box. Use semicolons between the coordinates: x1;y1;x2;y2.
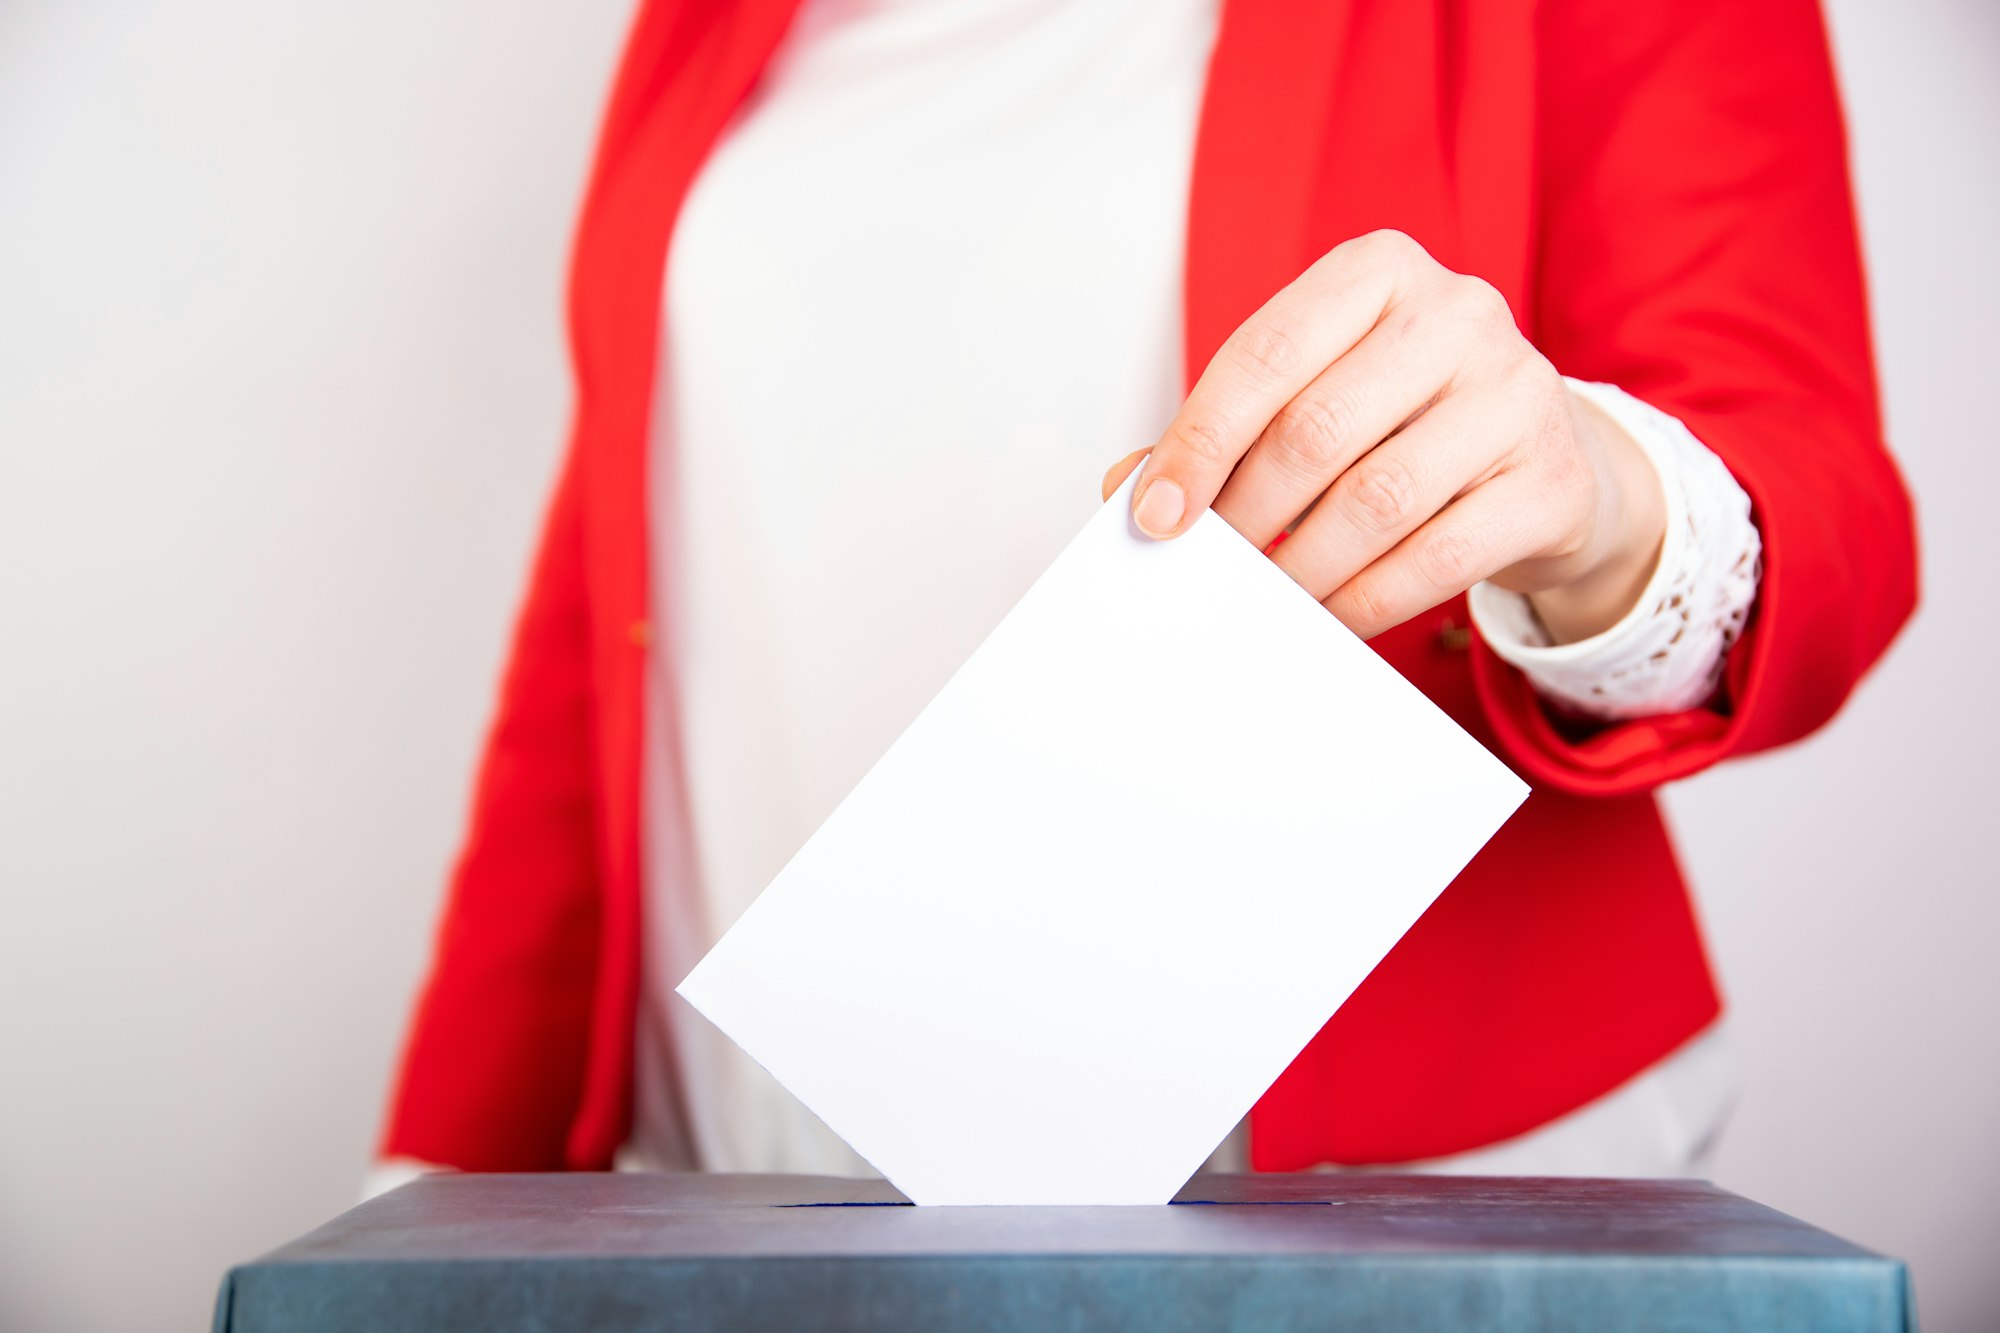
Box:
1338;577;1395;634
1267;389;1360;475
1341;455;1422;534
1231;318;1301;380
1507;337;1557;384
1454;273;1514;327
1333;227;1418;276
1415;524;1481;590
1169;414;1233;467
1365;227;1419;260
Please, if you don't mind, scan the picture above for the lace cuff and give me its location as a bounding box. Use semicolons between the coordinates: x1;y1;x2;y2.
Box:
1466;379;1762;722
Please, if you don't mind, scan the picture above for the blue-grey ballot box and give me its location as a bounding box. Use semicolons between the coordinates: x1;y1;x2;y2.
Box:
213;1172;1914;1332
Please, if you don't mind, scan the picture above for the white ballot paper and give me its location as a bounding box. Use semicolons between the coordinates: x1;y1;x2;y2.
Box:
678;470;1528;1205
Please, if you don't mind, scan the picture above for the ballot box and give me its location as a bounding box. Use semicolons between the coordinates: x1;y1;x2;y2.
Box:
213;1172;1913;1332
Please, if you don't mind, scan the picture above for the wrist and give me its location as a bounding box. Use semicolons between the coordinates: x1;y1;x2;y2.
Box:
1530;388;1667;644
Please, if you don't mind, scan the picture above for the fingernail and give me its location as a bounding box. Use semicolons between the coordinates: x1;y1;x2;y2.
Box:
1133;478;1186;538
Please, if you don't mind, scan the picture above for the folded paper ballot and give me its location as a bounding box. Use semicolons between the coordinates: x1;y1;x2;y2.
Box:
678;470;1528;1205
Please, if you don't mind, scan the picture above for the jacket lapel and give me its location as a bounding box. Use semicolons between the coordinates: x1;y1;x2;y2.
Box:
565;0;808;1169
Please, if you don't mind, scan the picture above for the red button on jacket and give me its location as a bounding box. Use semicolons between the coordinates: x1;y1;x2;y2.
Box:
381;0;1917;1173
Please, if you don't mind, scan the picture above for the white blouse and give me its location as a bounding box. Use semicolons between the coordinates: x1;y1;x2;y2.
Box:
626;0;1760;1181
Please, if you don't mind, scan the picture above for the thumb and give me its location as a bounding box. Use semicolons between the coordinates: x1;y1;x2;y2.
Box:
1099;449;1149;502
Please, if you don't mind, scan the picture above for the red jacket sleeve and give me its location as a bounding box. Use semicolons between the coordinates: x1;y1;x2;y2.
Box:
1472;0;1919;796
378;442;603;1170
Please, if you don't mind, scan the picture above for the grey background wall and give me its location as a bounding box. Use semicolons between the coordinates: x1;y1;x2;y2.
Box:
0;1;1992;1329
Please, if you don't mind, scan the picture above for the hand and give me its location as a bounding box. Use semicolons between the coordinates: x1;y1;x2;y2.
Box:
1102;230;1665;645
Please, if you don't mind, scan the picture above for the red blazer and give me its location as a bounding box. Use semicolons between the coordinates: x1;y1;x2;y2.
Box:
382;0;1916;1173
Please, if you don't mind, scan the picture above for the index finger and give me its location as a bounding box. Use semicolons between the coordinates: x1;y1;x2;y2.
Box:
1131;230;1417;539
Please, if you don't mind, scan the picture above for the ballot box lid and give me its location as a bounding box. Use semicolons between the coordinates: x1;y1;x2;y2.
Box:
215;1172;1914;1332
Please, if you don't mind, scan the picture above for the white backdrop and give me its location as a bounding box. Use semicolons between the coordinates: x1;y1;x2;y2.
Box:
0;2;1993;1329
